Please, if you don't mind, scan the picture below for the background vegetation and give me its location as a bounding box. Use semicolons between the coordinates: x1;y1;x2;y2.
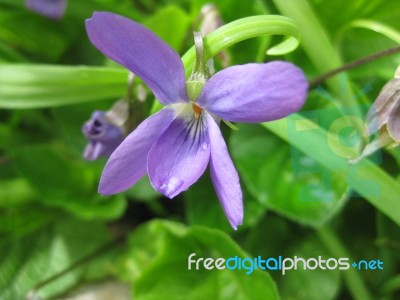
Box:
0;0;399;299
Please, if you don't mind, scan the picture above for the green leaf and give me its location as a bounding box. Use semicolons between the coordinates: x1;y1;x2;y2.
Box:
0;65;128;109
13;145;126;220
121;220;279;300
0;217;111;300
230;124;349;227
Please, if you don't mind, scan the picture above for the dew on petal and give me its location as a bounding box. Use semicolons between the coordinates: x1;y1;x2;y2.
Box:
160;177;184;198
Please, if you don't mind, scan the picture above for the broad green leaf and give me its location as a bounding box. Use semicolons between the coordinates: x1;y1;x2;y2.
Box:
13;145;126;220
230;124;348;227
0;217;111;300
121;220;279;300
0;65;128;108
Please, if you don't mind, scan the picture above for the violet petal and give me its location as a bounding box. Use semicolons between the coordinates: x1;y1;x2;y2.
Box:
197;61;308;122
84;142;106;161
26;0;67;20
86;12;188;105
206;113;243;230
99;108;175;195
147;113;210;198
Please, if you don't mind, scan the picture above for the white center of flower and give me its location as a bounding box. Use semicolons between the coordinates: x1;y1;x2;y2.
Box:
170;102;204;120
169;102;206;138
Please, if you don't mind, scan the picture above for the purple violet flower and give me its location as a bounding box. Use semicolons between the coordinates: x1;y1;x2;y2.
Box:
85;12;308;229
26;0;67;20
82;111;125;161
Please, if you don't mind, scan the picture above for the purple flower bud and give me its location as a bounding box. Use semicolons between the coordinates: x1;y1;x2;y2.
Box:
26;0;67;20
82;111;125;161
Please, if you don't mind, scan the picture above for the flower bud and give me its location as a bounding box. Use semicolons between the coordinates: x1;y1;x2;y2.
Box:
365;66;400;143
199;4;223;37
26;0;67;20
351;66;400;163
198;3;230;69
82;100;128;160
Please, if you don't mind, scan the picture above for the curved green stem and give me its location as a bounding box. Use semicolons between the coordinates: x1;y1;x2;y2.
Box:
182;15;301;77
335;19;400;50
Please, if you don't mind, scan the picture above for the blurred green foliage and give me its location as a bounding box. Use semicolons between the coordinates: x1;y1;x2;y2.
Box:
0;0;399;299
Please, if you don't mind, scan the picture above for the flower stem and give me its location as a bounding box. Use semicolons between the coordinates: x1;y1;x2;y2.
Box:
317;227;373;300
309;45;400;89
192;31;211;79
